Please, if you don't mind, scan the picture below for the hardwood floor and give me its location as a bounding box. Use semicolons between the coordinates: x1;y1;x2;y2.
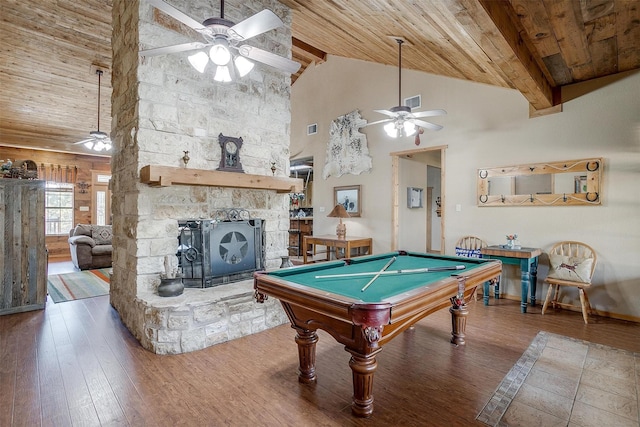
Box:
47;261;76;275
1;293;638;426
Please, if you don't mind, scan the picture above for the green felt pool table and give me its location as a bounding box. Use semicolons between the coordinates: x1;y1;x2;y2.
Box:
254;251;502;417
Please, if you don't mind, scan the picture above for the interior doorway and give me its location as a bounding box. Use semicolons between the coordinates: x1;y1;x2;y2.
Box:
92;171;112;225
390;145;446;254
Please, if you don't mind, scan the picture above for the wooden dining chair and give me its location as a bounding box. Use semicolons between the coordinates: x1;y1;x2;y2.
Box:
454;236;497;302
542;241;597;324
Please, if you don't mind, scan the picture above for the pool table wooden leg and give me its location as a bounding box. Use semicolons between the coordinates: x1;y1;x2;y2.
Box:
450;304;469;346
294;328;318;384
346;349;380;418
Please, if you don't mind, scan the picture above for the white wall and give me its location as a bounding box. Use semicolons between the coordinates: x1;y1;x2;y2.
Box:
291;55;640;320
398;157;427;252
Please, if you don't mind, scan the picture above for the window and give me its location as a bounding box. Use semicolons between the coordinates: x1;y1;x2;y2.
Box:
45;182;74;235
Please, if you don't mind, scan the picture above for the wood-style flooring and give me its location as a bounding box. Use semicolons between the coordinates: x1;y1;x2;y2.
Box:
1;274;639;426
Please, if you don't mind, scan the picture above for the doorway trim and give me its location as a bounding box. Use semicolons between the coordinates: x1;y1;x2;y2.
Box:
390;145;447;253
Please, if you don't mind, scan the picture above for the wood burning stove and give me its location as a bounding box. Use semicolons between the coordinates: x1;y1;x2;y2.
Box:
178;210;265;287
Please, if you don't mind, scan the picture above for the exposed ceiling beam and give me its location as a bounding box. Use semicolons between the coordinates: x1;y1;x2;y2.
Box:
293;37;326;64
458;0;558;110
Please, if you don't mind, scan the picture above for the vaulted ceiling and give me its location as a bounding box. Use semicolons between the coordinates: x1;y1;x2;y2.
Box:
1;0;638;156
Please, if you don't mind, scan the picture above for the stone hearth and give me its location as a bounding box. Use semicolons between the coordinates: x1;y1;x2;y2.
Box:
138;280;287;355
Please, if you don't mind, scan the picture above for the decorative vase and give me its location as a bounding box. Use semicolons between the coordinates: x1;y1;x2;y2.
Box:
280;256;294;268
158;277;184;297
507;239;515;249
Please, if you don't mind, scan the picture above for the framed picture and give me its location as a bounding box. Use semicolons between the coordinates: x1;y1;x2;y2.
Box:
407;187;423;208
334;185;361;217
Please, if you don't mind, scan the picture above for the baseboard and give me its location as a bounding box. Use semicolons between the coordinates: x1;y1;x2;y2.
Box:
48;255;72;262
492;293;640;324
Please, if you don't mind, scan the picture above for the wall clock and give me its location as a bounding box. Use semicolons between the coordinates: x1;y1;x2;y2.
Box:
217;133;244;173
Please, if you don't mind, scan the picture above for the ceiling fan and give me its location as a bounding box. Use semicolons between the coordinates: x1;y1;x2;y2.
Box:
366;38;446;139
74;69;112;152
140;0;301;82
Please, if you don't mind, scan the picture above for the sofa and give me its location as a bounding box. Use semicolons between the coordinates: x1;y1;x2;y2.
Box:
68;224;113;270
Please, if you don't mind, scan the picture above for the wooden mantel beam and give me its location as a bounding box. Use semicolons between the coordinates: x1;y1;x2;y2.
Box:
455;0;558;111
140;165;303;193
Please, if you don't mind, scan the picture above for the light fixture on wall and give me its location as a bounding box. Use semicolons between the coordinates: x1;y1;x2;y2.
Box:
364;38;446;138
141;0;300;83
77;181;91;194
73;69;112;152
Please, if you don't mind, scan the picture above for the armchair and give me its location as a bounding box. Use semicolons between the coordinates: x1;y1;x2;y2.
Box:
68;224;113;270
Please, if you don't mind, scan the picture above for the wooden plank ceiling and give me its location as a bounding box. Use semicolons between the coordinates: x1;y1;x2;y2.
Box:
1;0;638;156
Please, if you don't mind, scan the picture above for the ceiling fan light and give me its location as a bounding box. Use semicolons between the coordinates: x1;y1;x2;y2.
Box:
403;121;416;137
384;122;398;138
94;140;105;151
209;42;231;66
104;142;112;151
188;51;209;73
84;141;94;150
234;55;254;77
214;65;232;82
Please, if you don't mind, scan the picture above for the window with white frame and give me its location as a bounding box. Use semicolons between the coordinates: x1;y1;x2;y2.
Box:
45;182;74;235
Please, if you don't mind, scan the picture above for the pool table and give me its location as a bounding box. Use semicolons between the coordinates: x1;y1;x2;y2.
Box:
253;251;502;417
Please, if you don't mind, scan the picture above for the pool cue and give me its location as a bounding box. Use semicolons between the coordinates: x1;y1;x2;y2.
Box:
361;256;396;292
315;265;466;279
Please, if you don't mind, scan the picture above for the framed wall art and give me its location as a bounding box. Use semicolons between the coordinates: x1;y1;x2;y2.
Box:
334;185;361;217
407;187;423;208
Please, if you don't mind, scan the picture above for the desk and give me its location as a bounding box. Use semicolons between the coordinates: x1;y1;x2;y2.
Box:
254;251;501;417
481;246;542;313
302;234;372;264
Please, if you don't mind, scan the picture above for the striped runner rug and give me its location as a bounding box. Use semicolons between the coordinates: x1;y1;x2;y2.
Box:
47;268;111;303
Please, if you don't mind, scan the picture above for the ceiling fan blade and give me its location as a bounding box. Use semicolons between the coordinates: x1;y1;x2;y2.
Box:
362;118;394;127
373;109;398;117
140;42;209;57
237;45;301;74
147;0;205;31
228;9;283;41
410;109;447;118
74;138;94;145
412;119;443;131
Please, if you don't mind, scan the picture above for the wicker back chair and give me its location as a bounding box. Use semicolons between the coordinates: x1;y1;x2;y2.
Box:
542;241;597;324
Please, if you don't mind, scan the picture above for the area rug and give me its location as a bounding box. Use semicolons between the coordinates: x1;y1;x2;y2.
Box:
476;331;639;427
47;269;111;303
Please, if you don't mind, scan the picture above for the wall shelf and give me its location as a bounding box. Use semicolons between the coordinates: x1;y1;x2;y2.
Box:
140;165;303;193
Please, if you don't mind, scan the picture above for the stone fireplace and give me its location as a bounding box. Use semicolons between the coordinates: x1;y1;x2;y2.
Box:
109;0;297;354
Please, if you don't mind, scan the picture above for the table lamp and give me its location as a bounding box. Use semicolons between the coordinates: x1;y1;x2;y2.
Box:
327;204;350;238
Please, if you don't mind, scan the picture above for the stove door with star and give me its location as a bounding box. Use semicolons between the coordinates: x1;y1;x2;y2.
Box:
178;218;264;288
208;219;265;284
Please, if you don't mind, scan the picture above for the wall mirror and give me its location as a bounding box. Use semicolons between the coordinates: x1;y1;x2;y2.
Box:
477;158;602;207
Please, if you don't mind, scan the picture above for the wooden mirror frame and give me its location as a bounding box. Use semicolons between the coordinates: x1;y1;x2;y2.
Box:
477;158;602;207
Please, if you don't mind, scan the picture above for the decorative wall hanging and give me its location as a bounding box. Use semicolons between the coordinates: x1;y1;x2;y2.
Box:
407;187;423;208
334;185;361;217
322;110;372;179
